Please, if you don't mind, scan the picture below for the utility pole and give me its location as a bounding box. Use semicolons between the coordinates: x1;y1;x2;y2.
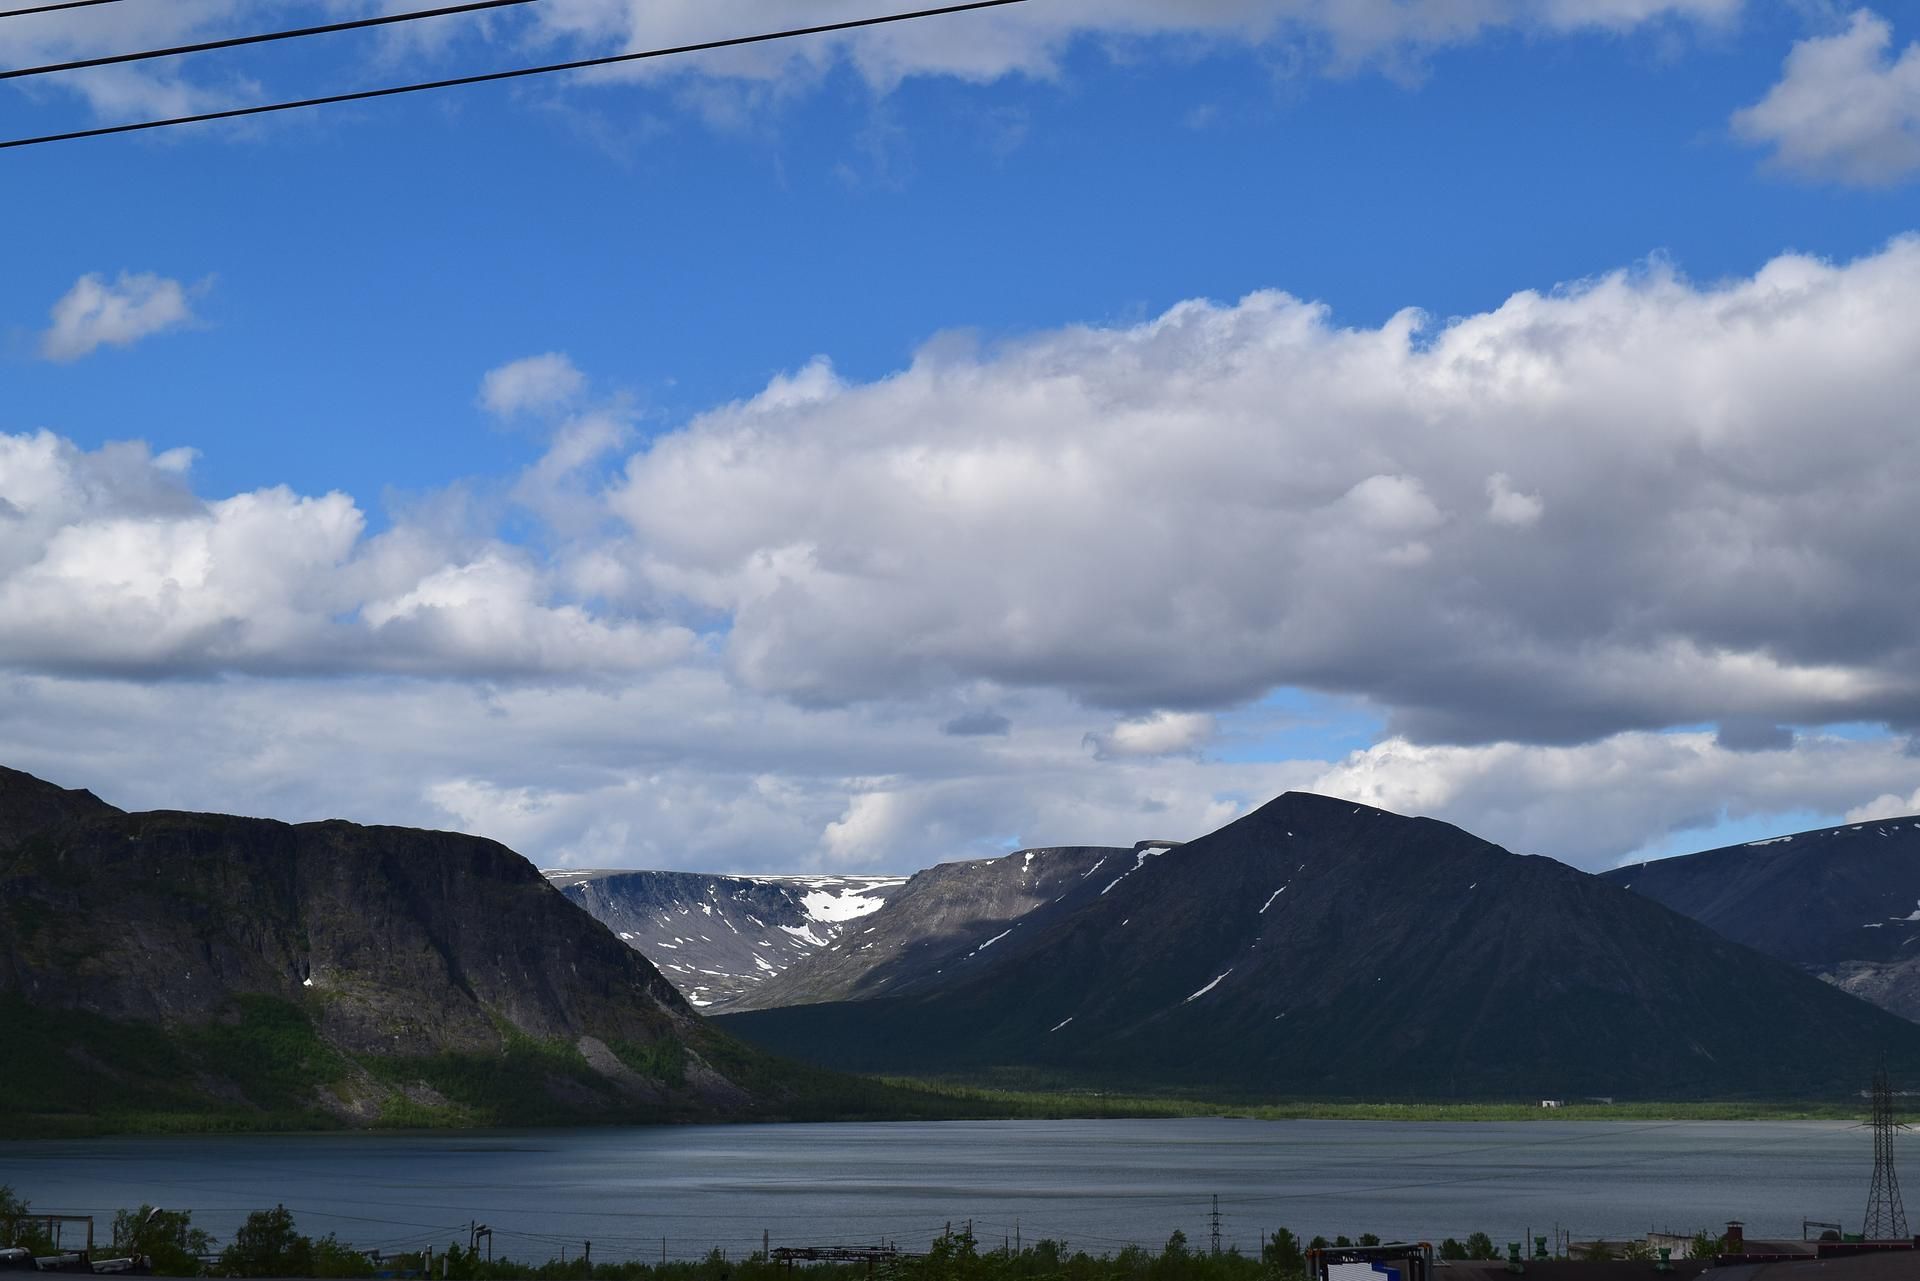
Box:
1209;1195;1222;1257
1864;1061;1909;1239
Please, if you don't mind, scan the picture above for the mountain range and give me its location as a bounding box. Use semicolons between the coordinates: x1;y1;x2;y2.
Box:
11;759;1920;1130
716;793;1920;1098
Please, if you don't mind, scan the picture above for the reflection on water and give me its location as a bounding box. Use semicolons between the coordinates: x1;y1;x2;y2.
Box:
2;1119;1874;1262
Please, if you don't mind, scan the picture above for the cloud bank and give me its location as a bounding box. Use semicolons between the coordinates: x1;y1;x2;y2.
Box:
9;239;1920;870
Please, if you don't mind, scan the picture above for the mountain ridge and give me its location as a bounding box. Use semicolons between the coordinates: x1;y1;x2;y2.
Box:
718;791;1920;1098
1602;815;1920;1021
0;767;912;1135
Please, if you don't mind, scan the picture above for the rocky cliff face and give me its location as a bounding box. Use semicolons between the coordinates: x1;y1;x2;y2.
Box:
719;792;1920;1098
0;768;812;1132
545;870;904;1011
1602;816;1920;1022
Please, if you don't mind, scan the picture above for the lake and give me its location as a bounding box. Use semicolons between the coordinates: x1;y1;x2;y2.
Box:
0;1120;1886;1262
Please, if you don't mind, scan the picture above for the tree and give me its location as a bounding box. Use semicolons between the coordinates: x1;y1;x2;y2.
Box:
1162;1231;1190;1261
220;1205;315;1278
1356;1236;1380;1248
1463;1233;1497;1260
1331;1237;1352;1249
1264;1228;1303;1275
1688;1230;1725;1260
0;1187;53;1255
311;1234;372;1278
1576;1240;1614;1262
112;1206;211;1276
1438;1240;1467;1262
1305;1237;1328;1253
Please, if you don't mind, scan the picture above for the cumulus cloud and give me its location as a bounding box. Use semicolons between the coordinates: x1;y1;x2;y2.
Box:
1485;472;1544;526
40;272;198;362
1733;9;1920;187
1086;711;1216;760
611;239;1920;746
480;352;588;418
1847;788;1920;823
0;430;689;677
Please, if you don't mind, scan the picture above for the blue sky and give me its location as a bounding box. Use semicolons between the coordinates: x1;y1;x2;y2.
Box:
4;1;1920;871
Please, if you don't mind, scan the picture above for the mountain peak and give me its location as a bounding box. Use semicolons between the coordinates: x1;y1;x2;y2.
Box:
0;764;120;852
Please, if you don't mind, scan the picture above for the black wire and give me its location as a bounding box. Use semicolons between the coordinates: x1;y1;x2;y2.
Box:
0;0;1032;149
0;0;129;18
2;0;539;81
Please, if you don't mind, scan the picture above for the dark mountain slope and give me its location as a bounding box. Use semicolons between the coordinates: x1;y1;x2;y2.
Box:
546;870;904;1011
0;764;118;850
718;793;1920;1099
731;845;1125;1011
1601;816;1920;1021
0;769;903;1135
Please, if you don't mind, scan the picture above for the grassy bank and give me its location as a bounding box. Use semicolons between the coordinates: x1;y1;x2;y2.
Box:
877;1079;1868;1122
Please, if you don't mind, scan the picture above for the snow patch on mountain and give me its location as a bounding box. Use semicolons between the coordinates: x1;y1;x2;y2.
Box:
545;869;905;1012
1185;969;1232;1002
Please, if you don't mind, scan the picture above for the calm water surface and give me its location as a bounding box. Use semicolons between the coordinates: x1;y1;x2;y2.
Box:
0;1120;1883;1261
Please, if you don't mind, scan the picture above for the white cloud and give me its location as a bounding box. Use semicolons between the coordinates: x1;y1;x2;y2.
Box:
1312;729;1920;868
480;352;587;418
40;272;198;362
612;239;1920;745
1086;711;1216;760
0;664;1910;874
1733;9;1920;187
1846;788;1920;823
1486;472;1544;526
0;430;689;677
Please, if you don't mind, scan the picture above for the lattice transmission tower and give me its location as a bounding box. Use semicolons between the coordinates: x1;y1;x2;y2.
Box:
1863;1063;1908;1240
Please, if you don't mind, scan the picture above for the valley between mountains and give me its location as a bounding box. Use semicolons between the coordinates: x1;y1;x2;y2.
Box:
6;761;1920;1137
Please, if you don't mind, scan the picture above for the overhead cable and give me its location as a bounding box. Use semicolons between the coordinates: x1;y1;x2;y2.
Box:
0;0;1031;150
0;0;132;18
2;0;539;81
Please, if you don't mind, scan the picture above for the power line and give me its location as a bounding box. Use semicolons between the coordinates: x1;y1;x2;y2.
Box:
0;0;1032;150
2;0;539;82
0;0;132;19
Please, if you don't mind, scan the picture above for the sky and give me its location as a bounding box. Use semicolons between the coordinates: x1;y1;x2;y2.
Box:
4;0;1920;874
